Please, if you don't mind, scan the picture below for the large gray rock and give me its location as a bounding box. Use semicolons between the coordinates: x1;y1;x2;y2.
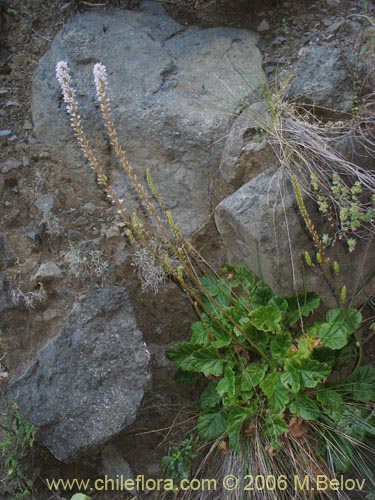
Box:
32;1;265;235
8;286;151;462
286;46;354;118
215;169;375;306
31;261;62;281
219;102;277;188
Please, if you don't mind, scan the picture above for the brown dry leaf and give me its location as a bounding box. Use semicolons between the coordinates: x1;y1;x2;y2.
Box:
244;420;256;436
265;444;275;456
288;417;309;439
217;440;231;455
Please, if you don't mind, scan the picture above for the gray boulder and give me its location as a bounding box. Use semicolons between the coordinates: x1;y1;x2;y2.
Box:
32;1;265;235
215;169;375;306
219;101;277;188
8;286;151;462
31;261;62;282
286;46;354;118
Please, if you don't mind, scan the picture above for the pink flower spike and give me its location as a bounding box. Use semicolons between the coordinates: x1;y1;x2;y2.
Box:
93;62;108;98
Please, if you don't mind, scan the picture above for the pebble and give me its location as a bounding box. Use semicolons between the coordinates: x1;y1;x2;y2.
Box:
23;120;33;130
34;194;54;212
39;151;51;159
272;36;287;46
114;248;128;265
0;130;12;137
82;203;97;215
22;155;31;167
2;250;17;266
258;19;270;32
31;261;62;281
25;225;43;244
4;100;20;107
325;20;344;33
1;158;22;173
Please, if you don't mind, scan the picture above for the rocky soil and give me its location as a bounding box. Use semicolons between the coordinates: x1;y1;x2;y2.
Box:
0;0;374;499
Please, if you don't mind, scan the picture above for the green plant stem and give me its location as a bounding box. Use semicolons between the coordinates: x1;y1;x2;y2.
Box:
292;175;364;370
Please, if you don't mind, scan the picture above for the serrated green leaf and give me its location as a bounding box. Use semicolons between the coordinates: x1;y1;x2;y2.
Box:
309;322;348;350
210;320;232;348
250;305;282;333
216;290;232;307
166;343;199;371
289;393;320;420
260;372;290;412
241;363;267;391
281;366;301;393
167;343;224;377
233;297;251;319
286;292;320;325
217;366;235;400
262;413;288;450
298;336;313;355
196;410;227;441
190;321;209;345
200;274;221;296
247;329;270;352
249;281;274;308
200;274;232;306
71;495;91;500
200;382;222;411
270;333;292;363
174;369;200;385
192;347;224;377
227;405;256;450
284;357;331;389
316;388;343;418
340;365;375;402
225;265;256;291
269;296;289;315
326;308;362;334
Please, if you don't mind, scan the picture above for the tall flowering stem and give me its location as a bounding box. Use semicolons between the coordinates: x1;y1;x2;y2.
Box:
56;61;142;248
292;175;362;367
92;63;215;289
56;61;201;294
56;61;272;362
93;63;180;253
